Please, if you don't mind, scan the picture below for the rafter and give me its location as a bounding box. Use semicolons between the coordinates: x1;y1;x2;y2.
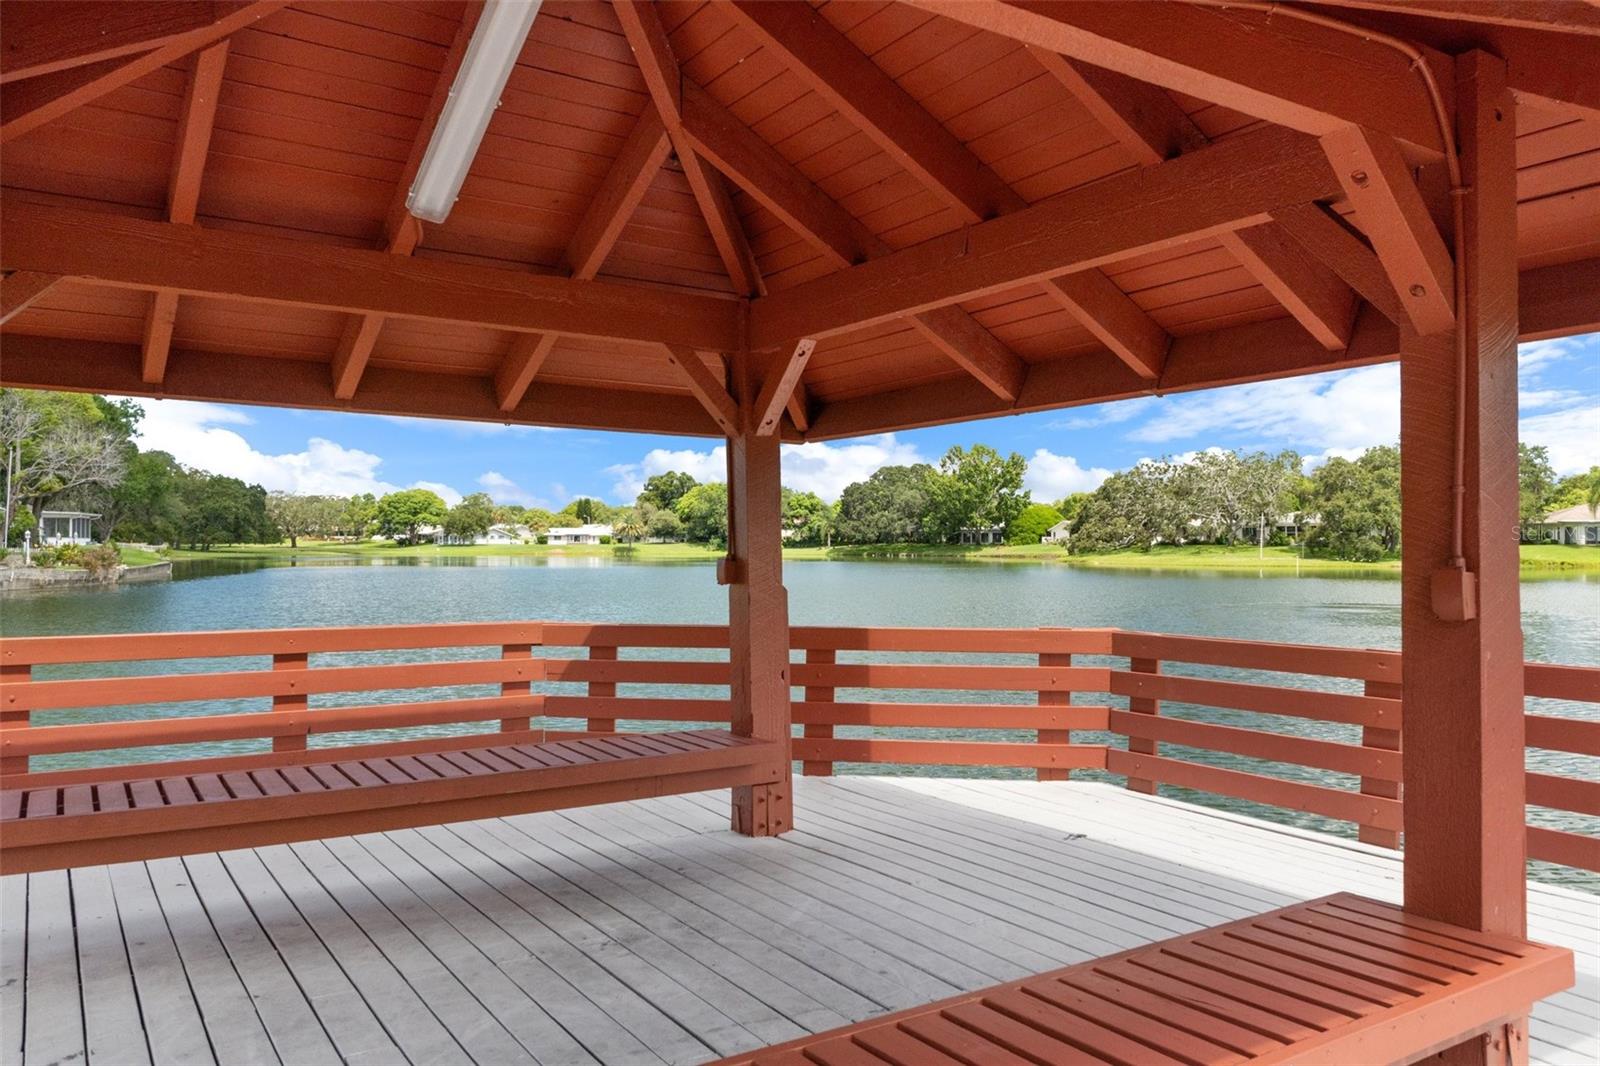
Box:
1271;203;1405;323
663;346;740;436
676;70;1028;402
0;2;228;84
753;340;816;436
0;1;285;144
1;200;742;352
335;4;482;401
565;108;670;279
1028;47;1206;167
141;40;228;387
1042;271;1169;380
0;334;730;439
494;333;559;414
1321;125;1456;336
0;271;61;325
908;0;1447;156
1220;224;1358;350
722;0;1023;223
613;0;761;297
749;124;1342;350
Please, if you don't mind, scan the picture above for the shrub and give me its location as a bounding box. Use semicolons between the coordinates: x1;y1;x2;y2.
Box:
53;543;87;567
598;535;613;544
31;547;58;568
82;543;122;579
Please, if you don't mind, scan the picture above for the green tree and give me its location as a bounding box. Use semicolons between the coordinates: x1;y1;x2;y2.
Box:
174;472;273;549
1007;503;1064;545
925;444;1029;541
1306;446;1401;561
647;507;684;541
780;489;831;546
520;507;558;532
834;464;934;543
1069;460;1187;553
443;492;495;541
106;450;182;543
341;493;378;539
639;471;698;511
572;497;600;523
613;509;648;544
374;488;447;544
1055;492;1091;523
1518;443;1559;539
674;482;729;544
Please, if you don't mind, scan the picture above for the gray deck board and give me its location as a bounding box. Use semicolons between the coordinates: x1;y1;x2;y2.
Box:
3;778;1595;1065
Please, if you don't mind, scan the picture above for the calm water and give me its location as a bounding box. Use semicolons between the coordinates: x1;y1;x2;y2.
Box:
4;555;1597;888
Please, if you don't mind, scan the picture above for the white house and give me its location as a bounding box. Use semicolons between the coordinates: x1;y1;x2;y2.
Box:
1537;504;1599;546
546;523;613;545
38;510;98;546
1041;520;1072;544
425;523;531;546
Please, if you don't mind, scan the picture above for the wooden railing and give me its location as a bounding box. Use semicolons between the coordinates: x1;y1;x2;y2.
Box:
1;622;1595;873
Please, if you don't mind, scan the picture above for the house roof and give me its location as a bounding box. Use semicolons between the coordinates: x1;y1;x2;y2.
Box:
1543;504;1600;523
2;2;1597;440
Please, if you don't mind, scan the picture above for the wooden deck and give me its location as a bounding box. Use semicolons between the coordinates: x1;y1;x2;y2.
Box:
3;778;1594;1066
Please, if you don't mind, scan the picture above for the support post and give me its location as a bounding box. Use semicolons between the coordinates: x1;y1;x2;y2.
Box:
1125;656;1160;794
587;645;617;734
1400;51;1524;1064
727;348;794;836
802;647;835;777
1360;679;1402;849
0;662;30;777
501;642;532;734
1037;649;1073;782
271;651;308;752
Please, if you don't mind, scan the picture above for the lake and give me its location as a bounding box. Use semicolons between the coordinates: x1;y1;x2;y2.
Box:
4;555;1597;888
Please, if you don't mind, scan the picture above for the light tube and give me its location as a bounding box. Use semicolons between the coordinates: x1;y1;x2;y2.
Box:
406;0;542;224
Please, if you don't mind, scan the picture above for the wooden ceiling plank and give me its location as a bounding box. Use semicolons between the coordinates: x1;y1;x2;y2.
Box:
676;70;1027;402
663;345;740;435
752;339;817;436
1321;125;1456;336
495;333;559;413
1220;224;1358;351
906;0;1447;156
723;0;1025;222
1;201;742;352
335;3;480;401
0;271;61;326
1271;203;1405;323
1027;47;1207;166
0;1;226;84
748;124;1343;350
0;334;731;439
614;0;762;297
565;107;671;279
1042;270;1170;379
142;40;228;388
0;1;286;144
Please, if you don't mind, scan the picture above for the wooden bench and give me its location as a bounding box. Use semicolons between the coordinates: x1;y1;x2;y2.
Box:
0;729;778;874
715;893;1572;1066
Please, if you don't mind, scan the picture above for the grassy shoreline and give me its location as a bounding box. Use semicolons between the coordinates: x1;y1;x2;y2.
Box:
156;540;1600;571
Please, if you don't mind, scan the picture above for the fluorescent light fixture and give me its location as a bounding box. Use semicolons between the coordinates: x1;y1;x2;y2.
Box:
406;0;542;224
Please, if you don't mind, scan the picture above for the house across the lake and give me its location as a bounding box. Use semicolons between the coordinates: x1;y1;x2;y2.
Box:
37;510;98;546
1537;504;1599;545
1041;520;1072;544
425;523;531;546
546;523;612;545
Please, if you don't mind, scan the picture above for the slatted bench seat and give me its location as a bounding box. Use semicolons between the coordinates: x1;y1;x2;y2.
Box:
716;893;1573;1066
0;729;778;874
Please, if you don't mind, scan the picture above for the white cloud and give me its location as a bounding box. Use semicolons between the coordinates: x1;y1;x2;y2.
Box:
1126;364;1401;454
126;398;462;501
478;470;551;509
1025;449;1112;500
606;433;927;503
1521;401;1600;476
409;481;463;507
374;415;559;436
1046;396;1157;431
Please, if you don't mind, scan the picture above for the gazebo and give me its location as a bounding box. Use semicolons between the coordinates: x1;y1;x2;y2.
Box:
2;2;1598;1063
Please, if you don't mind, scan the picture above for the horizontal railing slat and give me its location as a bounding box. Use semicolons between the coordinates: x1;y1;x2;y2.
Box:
1105;749;1403;831
1110;631;1400;682
0;622;547;666
792;663;1110;692
1524;714;1600;756
1524;662;1600;703
543;696;731;722
1527;825;1600;873
7;659;546;711
796;702;1111;731
792;626;1115;655
543;659;730;686
792;738;1106;771
1526;771;1600;818
1107;671;1396;727
1106;710;1398;780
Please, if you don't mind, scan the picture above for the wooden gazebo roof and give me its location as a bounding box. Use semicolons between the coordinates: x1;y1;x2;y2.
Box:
2;0;1597;440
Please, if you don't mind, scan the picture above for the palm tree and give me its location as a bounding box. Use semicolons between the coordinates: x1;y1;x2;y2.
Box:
613;511;647;545
1586;475;1600;517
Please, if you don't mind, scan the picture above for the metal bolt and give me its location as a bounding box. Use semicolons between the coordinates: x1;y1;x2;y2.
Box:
1350;170;1370;187
1409;284;1426;297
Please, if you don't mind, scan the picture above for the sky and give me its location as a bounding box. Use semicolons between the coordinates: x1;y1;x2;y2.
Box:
121;332;1600;509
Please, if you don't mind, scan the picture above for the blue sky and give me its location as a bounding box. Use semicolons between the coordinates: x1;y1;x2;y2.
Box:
125;332;1599;508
